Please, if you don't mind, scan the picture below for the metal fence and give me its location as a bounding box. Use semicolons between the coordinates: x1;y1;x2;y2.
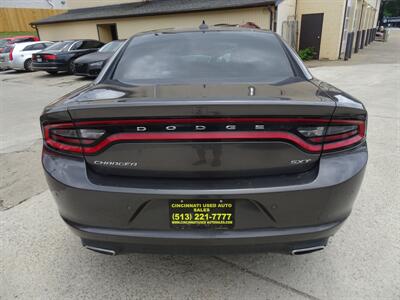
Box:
0;8;65;32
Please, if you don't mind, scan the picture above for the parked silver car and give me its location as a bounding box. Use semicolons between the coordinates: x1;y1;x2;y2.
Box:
0;45;13;71
9;41;53;71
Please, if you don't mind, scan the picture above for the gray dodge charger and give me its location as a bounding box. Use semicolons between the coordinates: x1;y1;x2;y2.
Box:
40;26;368;255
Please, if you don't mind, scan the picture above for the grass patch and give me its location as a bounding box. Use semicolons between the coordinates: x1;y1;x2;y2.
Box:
0;31;37;38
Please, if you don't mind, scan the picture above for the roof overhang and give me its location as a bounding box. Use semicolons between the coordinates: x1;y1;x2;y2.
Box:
32;0;276;26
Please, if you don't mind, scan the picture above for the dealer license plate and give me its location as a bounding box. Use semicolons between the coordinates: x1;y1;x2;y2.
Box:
169;199;234;229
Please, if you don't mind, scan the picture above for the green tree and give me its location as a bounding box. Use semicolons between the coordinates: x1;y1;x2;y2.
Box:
383;0;400;17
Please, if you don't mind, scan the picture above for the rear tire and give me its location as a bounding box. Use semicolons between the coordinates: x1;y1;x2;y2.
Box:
24;59;33;72
46;70;58;75
67;59;76;75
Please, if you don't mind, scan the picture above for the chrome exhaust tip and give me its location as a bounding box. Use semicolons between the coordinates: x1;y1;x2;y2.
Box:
85;245;117;256
291;245;325;255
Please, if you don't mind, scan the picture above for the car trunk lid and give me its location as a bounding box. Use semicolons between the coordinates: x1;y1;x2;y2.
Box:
33;50;59;63
63;81;336;178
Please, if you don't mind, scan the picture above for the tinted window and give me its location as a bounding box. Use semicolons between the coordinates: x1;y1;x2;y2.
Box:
79;41;103;49
32;43;46;50
113;31;294;84
93;41;104;48
70;41;83;50
22;43;43;51
0;40;9;47
25;43;46;51
14;37;34;43
46;41;71;51
3;46;13;53
23;45;33;51
99;40;124;53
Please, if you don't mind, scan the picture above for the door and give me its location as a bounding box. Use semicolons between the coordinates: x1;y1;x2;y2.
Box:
97;24;118;43
299;13;324;59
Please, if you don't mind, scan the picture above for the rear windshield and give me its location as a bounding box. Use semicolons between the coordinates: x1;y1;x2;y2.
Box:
113;31;294;84
99;40;124;53
0;39;10;47
3;45;13;53
45;41;71;51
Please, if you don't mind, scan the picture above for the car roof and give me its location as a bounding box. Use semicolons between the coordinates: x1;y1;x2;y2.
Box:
15;41;51;46
9;35;36;40
49;39;101;47
60;39;100;42
133;25;271;38
13;41;52;49
0;36;36;42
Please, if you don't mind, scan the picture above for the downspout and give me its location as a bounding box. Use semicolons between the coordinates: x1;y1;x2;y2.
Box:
46;0;55;8
338;0;349;59
267;6;274;31
375;0;379;25
30;24;40;40
294;0;299;50
359;2;365;30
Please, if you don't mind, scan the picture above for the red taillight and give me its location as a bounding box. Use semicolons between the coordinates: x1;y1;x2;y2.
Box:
298;119;366;152
43;123;82;154
42;118;366;155
322;120;366;152
43;123;105;154
9;47;14;61
43;54;57;61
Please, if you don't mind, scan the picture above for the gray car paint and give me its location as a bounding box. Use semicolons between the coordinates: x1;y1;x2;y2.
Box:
40;28;368;254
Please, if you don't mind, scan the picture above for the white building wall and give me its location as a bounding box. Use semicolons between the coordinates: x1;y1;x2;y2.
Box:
276;0;296;36
374;0;381;26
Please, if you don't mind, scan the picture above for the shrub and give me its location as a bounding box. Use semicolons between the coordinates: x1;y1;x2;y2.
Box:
298;47;316;61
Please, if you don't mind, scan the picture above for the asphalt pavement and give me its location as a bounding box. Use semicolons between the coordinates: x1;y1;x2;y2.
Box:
1;31;399;300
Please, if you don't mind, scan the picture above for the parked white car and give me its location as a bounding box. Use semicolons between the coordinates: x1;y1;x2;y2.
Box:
9;41;53;71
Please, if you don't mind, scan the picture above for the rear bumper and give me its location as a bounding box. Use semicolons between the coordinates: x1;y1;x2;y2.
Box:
69;218;341;254
43;144;367;254
0;60;10;70
32;62;66;71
